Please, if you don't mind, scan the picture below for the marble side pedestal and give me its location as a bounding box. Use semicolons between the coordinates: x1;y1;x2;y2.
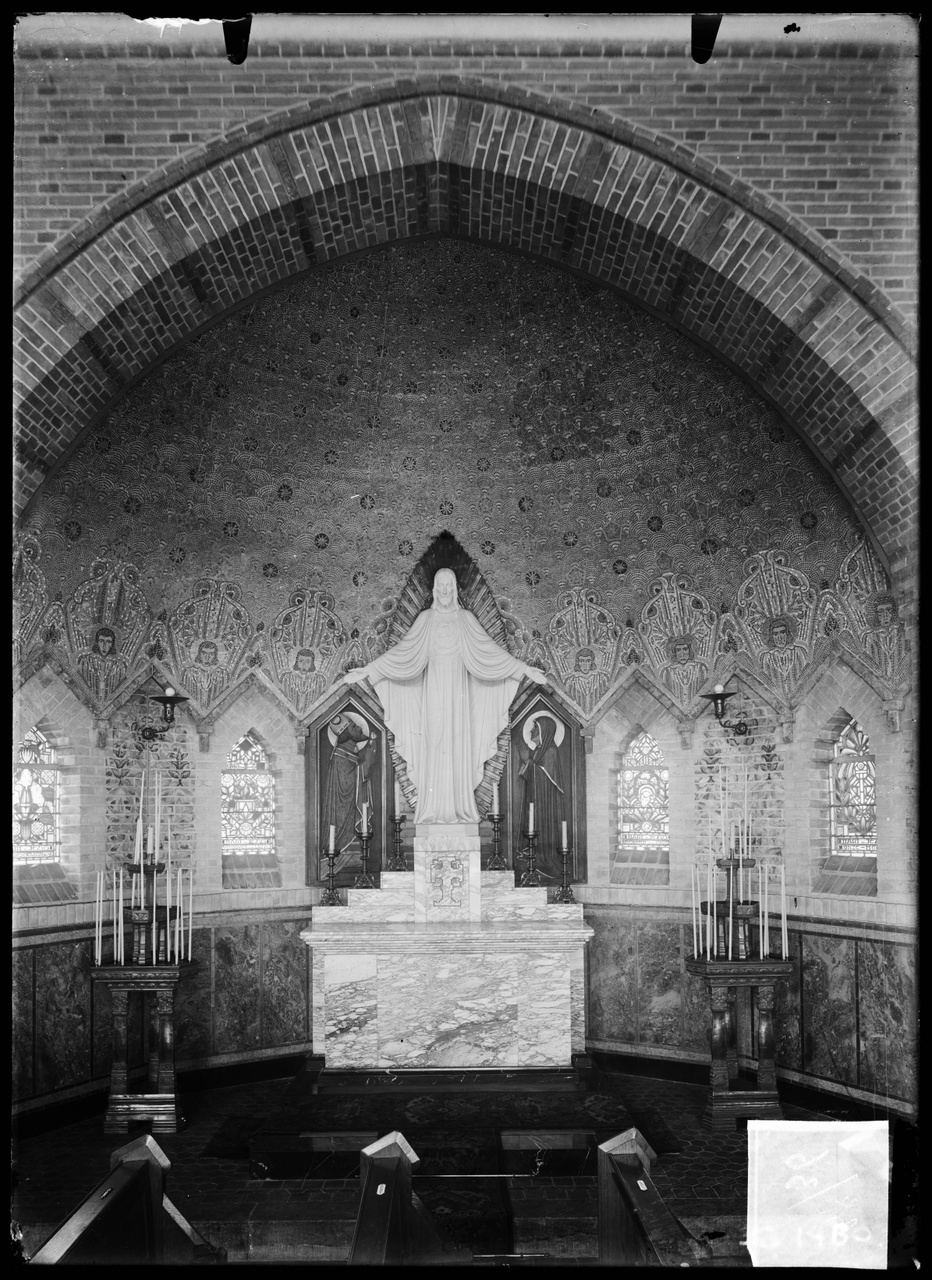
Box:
301;824;593;1071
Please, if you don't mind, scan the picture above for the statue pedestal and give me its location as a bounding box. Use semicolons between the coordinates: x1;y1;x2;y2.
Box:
301;825;592;1071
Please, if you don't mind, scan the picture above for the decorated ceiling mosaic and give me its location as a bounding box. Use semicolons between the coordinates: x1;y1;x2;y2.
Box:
14;238;906;727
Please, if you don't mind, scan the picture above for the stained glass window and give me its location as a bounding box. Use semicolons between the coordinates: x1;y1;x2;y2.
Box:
829;718;877;857
618;731;669;854
221;733;275;859
13;727;60;864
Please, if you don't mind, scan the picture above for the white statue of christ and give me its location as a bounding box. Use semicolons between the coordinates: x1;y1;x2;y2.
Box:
344;568;547;825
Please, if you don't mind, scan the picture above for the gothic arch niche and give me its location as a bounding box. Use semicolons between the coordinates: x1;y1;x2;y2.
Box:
507;685;586;890
388;530;509;649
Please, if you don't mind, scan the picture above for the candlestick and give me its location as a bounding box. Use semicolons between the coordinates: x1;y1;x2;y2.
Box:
528;802;534;835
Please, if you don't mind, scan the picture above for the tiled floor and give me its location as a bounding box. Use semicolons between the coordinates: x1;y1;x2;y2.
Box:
11;1061;917;1266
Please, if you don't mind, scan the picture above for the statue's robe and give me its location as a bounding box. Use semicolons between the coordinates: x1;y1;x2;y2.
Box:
366;606;525;824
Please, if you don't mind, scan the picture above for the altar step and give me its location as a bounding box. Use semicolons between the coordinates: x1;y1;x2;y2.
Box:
308;1066;585;1094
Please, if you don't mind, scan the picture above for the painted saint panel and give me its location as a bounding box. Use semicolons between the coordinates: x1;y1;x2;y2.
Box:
508;691;584;889
308;694;386;887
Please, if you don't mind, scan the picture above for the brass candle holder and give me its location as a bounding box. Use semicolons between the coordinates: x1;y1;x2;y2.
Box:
387;813;407;871
517;830;542;887
353;814;377;889
486;811;507;869
319;843;343;905
552;843;577;903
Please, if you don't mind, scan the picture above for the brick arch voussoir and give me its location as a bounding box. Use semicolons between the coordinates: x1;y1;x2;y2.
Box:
14;80;917;561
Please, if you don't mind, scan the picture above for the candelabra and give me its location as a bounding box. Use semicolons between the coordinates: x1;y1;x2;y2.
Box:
387;814;408;871
354;814;377;889
319;843;343;905
486;811;507;869
517;830;542;887
552;842;577;903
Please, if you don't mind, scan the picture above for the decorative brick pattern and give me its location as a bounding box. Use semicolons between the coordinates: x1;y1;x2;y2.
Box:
14;84;917;584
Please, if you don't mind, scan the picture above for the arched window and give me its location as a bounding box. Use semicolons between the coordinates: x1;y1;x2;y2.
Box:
221;732;282;888
812;713;878;897
13;727;59;864
829;717;877;858
612;730;670;885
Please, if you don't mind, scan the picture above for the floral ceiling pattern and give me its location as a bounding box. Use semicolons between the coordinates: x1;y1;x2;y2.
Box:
15;238;906;727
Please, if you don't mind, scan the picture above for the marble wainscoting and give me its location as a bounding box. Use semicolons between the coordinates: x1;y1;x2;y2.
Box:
306;922;581;1069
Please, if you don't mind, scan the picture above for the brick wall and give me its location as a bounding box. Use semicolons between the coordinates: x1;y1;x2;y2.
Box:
14;39;918;318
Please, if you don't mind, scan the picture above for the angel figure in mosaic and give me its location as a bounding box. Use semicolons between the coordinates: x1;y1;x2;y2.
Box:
563;647;605;709
181;639;230;707
661;635;708;706
759;617;807;693
280;647;326;714
78;626;128;704
862;595;905;680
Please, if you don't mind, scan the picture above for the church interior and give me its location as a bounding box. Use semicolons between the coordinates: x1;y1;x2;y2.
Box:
13;13;917;1267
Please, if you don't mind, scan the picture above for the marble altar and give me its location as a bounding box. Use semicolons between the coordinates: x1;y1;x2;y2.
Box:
301;824;593;1071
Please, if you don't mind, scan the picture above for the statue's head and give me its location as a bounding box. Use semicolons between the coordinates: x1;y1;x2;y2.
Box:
431;568;459;612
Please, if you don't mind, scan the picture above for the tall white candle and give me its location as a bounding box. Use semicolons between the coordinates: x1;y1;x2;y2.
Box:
112;869;117;965
394;776;401;813
135;815;143;865
140;858;145;911
691;863;698;958
561;820;568;848
175;868;182;962
118;869;124;964
361;801;368;831
495;778;502;816
706;853;712;959
719;768;727;860
153;772;160;867
166;821;172;962
781;865;788;959
528;802;535;834
329;824;335;853
94;872;100;966
152;859;158;965
728;861;733;959
712;875;717;960
758;864;763;959
188;867;193;960
763;864;768;959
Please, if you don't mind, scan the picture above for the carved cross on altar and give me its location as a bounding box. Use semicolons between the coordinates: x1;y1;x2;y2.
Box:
429;855;463;906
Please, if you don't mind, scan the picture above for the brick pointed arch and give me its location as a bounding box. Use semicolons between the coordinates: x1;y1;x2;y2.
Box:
14;78;916;569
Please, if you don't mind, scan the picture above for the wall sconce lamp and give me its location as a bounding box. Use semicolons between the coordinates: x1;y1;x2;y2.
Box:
141;686;189;740
700;682;748;736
